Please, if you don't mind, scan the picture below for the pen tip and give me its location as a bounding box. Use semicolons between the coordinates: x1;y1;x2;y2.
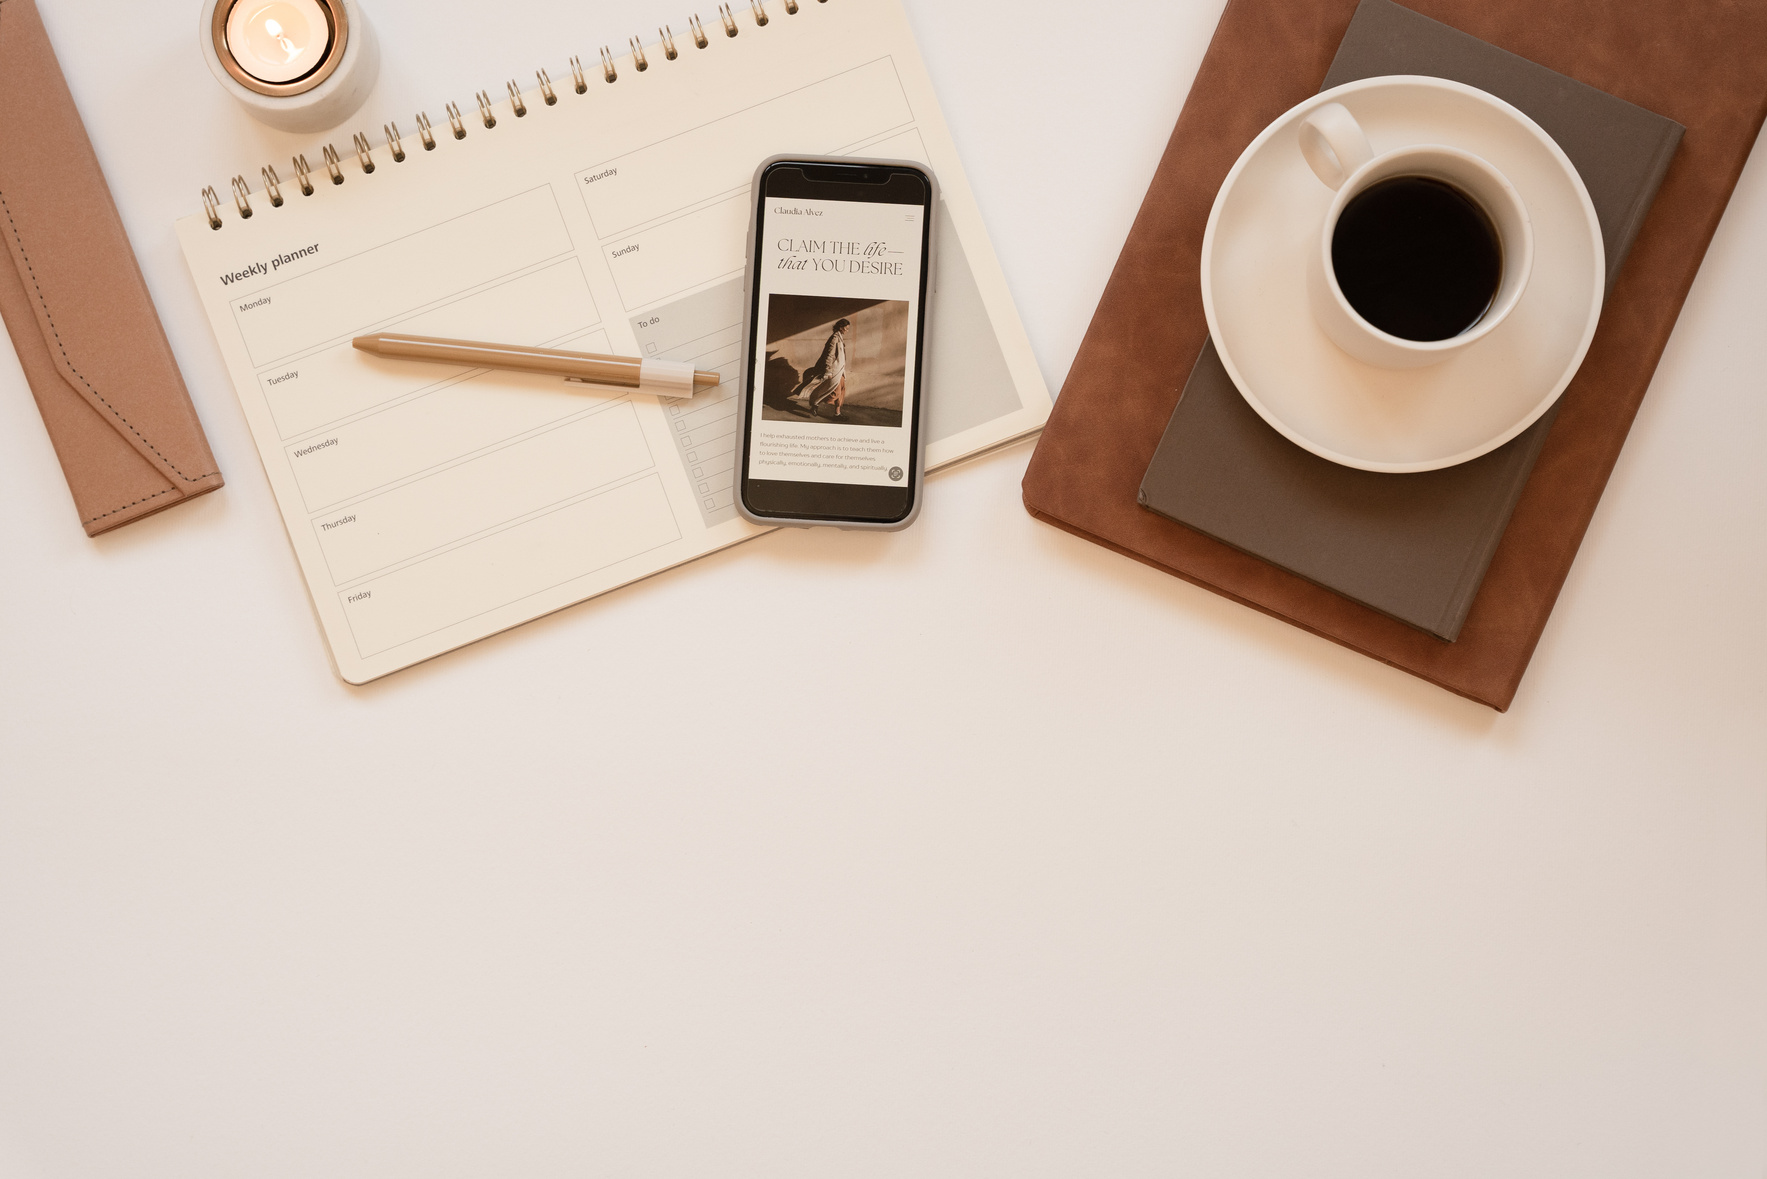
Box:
351;336;374;352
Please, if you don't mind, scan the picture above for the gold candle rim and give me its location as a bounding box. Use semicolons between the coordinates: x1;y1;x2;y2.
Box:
212;0;350;98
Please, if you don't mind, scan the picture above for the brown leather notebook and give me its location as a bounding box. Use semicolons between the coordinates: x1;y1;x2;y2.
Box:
1138;0;1682;644
1020;0;1767;710
0;0;222;536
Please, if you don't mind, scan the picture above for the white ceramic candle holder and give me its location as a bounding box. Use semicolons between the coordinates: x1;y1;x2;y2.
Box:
198;0;379;134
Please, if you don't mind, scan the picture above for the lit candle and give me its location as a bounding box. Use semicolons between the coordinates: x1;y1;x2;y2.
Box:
224;0;333;85
201;0;375;132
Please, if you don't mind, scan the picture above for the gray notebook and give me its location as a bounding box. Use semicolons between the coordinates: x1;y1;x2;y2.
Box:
1137;0;1683;641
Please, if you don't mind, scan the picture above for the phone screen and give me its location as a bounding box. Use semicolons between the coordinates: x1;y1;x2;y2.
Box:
740;162;932;524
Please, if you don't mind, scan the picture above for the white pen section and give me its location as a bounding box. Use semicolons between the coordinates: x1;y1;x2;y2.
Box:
637;359;698;397
260;261;601;438
285;330;616;512
573;58;913;239
312;402;653;585
228;187;574;366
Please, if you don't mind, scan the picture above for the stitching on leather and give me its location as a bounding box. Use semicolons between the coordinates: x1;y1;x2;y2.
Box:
82;485;179;525
0;179;217;485
1;0;219;528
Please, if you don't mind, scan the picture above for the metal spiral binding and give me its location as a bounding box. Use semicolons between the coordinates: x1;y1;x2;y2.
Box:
199;0;811;225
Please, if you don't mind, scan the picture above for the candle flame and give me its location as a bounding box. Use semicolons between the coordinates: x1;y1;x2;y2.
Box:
227;0;324;82
261;16;298;61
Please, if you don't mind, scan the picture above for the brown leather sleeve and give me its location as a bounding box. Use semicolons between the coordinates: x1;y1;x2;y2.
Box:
0;0;222;536
1020;0;1767;711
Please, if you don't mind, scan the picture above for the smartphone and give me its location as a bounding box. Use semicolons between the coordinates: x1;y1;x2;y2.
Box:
736;156;938;529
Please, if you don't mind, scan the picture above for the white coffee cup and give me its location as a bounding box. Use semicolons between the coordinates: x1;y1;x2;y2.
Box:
1300;102;1534;369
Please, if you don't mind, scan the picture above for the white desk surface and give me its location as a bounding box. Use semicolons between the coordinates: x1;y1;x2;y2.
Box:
3;0;1762;1174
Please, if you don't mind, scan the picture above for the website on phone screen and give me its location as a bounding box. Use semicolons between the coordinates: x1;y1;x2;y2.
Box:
748;195;923;487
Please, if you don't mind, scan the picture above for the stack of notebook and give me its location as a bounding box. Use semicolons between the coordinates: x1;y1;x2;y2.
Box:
1021;0;1767;710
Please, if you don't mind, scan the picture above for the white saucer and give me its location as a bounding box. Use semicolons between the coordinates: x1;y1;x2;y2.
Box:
1200;76;1604;472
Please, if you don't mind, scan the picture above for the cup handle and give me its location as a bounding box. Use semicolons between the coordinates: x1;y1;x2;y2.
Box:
1299;102;1373;190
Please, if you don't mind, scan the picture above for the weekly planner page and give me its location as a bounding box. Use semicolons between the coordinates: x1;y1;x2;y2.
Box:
176;0;1051;683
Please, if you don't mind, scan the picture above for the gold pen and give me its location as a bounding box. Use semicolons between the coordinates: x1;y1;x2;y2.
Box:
351;332;722;398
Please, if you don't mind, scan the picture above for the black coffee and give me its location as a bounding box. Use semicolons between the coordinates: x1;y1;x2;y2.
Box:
1331;176;1502;342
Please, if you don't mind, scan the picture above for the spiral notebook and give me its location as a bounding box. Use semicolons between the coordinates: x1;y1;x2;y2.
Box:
176;0;1051;684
